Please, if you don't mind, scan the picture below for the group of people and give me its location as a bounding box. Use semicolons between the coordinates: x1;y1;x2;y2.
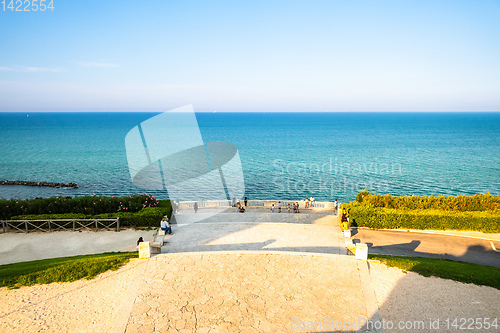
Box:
232;196;248;213
271;201;300;213
232;196;248;208
304;196;315;208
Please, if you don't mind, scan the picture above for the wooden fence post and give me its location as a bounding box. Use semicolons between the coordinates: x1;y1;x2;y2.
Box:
24;220;28;233
116;217;120;232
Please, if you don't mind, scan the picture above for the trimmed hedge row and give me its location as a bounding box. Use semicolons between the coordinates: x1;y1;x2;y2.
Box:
0;194;158;220
342;203;500;233
355;191;500;211
8;200;172;228
11;213;88;220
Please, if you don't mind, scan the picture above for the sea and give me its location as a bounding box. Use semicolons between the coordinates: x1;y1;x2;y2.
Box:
0;112;499;203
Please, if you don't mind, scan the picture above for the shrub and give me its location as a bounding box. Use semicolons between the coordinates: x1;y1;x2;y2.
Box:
342;202;500;233
0;194;158;220
355;189;372;203
11;213;89;220
9;201;172;228
93;207;171;228
357;192;500;211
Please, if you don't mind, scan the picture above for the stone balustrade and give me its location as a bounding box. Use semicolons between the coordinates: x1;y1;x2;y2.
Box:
177;200;335;210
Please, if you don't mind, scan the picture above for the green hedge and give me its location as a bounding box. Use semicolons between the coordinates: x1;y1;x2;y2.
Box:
10;201;172;228
93;206;171;228
11;213;89;220
355;191;500;211
0;194;158;220
342;202;500;233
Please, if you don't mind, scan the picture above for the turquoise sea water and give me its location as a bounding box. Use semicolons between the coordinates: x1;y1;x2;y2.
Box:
0;112;499;202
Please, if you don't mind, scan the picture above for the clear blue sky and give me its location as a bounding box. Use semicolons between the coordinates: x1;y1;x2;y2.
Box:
0;0;499;111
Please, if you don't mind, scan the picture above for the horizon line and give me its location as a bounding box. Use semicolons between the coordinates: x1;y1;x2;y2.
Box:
0;108;499;113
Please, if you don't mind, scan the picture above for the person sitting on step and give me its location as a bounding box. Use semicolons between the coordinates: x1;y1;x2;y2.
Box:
160;216;172;235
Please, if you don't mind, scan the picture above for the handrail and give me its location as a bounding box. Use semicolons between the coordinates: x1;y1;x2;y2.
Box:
0;218;120;233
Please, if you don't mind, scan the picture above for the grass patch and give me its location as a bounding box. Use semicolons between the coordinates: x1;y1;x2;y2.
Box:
369;254;500;290
0;252;137;289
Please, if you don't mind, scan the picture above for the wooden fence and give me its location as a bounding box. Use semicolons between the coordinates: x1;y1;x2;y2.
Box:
0;218;120;233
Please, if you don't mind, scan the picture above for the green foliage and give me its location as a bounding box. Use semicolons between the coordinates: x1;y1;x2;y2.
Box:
9;200;172;228
11;213;89;220
355;189;371;203
358;192;500;211
0;194;158;220
0;252;137;289
93;206;171;228
369;254;500;290
156;200;173;208
342;202;500;233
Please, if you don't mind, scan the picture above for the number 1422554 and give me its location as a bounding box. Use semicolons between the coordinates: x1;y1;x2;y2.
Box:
1;0;54;11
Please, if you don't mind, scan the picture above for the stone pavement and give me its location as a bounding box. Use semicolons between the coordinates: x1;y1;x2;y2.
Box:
2;209;498;332
111;210;380;332
165;211;345;255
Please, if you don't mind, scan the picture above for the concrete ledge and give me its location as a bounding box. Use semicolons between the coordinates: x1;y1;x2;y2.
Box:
149;250;348;258
356;243;368;260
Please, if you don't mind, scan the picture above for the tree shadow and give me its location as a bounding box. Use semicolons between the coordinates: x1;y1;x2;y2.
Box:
351;228;500;268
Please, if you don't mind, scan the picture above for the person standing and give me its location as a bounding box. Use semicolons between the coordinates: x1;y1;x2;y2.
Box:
293;203;296;213
244;197;248;207
271;204;275;213
334;199;339;215
232;197;236;207
310;196;315;208
194;202;198;213
287;203;291;213
296;202;300;213
278;201;281;213
305;197;309;208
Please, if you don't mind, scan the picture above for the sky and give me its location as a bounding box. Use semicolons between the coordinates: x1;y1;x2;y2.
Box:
0;0;499;112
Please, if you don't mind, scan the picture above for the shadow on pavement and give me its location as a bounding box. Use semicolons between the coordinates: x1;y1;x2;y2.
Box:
351;228;500;268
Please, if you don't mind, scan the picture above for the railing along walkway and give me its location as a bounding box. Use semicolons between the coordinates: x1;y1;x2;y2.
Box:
0;218;120;233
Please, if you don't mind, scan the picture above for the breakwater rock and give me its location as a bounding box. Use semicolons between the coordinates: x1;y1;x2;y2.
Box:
0;180;78;188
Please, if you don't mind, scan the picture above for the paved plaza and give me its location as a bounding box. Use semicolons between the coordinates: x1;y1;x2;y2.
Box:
1;208;499;332
115;209;378;332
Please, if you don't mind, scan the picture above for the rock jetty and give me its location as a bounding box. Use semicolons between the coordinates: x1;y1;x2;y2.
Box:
0;180;78;188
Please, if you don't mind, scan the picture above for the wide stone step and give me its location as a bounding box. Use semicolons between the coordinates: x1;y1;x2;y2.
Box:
172;210;333;224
